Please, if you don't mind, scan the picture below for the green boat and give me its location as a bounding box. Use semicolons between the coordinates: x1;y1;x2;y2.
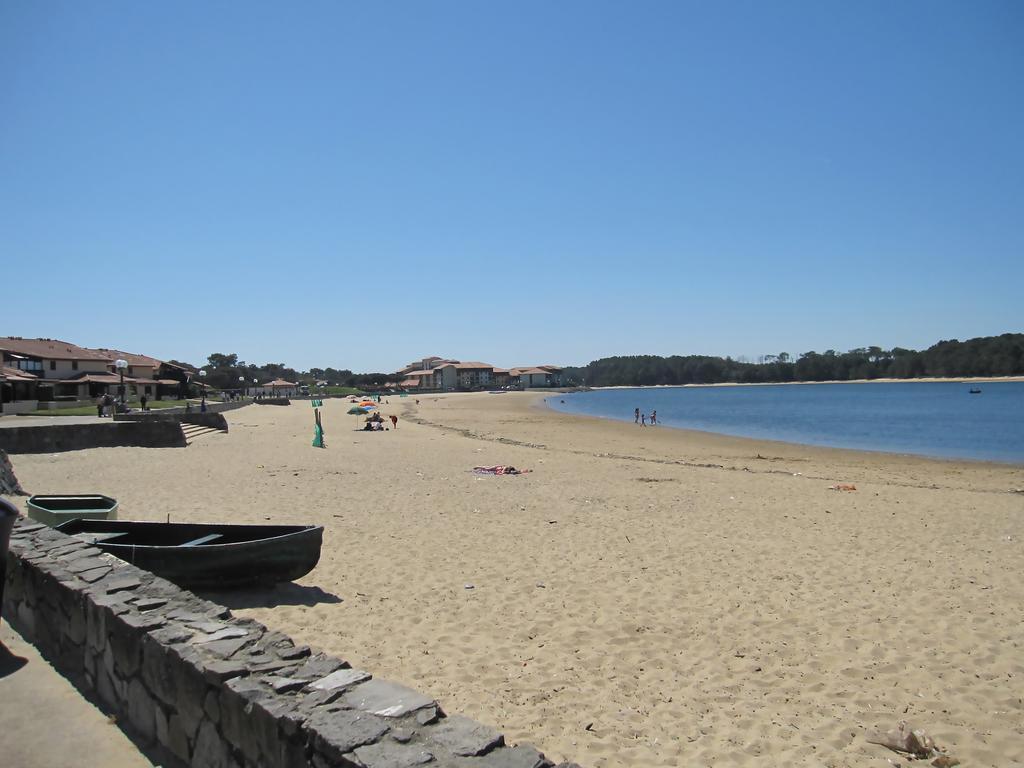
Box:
26;494;119;528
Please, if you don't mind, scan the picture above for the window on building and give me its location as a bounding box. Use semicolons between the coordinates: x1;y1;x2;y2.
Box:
50;360;56;370
72;361;78;371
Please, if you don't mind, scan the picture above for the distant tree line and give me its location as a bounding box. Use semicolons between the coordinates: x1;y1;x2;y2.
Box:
173;333;1022;392
560;333;1024;387
168;353;391;392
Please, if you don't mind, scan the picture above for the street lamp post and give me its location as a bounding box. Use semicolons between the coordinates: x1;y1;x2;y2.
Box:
115;359;128;410
253;378;258;400
199;369;207;412
239;376;245;399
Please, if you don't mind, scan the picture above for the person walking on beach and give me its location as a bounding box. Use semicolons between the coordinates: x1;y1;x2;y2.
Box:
650;410;657;425
641;413;647;426
634;407;640;424
389;414;398;429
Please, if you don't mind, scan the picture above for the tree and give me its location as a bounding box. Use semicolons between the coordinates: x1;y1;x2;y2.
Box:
206;353;239;369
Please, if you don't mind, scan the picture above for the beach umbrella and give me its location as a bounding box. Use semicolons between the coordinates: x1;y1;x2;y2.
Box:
346;406;365;415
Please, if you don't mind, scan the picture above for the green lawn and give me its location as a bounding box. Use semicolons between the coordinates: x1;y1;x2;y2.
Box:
25;399;195;417
319;386;365;396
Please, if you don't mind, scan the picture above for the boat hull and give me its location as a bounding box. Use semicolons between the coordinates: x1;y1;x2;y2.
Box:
27;494;118;528
54;519;323;589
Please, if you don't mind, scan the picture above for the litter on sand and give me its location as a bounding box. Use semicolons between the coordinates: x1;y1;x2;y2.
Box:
473;465;532;476
866;720;958;765
829;483;857;491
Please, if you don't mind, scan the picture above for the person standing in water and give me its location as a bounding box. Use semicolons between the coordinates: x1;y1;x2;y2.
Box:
650;410;657;425
634;407;640;424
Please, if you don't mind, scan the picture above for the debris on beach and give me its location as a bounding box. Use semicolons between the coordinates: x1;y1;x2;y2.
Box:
829;483;857;491
472;465;531;475
866;720;958;764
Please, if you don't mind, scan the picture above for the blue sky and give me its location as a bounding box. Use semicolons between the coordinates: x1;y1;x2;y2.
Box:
2;1;1021;372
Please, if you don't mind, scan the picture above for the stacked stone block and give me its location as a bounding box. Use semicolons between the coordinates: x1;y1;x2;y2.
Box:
3;519;583;768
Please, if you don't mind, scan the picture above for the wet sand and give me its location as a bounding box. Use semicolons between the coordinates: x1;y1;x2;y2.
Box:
5;392;1023;767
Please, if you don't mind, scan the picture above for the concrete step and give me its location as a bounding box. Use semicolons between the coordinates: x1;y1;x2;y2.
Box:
181;424;224;443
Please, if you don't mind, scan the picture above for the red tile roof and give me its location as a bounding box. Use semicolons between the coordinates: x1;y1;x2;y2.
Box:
58;373;153;385
1;365;39;381
0;337;113;362
89;348;163;368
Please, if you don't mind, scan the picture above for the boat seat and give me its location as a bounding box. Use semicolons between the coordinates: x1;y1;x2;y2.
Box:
180;533;224;547
73;532;129;543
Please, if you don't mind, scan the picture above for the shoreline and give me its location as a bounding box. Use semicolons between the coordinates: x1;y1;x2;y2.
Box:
585;374;1024;389
538;392;1024;469
6;392;1023;767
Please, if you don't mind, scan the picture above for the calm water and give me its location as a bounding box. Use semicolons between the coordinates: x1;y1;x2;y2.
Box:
546;382;1024;464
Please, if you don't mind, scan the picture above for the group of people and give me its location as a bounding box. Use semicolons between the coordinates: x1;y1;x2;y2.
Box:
95;393;115;417
362;412;399;431
634;407;657;426
96;392;150;417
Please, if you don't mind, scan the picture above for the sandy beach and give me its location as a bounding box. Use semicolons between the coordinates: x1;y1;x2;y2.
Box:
5;392;1023;767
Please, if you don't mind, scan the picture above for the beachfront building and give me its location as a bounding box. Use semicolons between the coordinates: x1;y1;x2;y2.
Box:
255;379;300;397
395;356;459;392
510;366;561;388
450;362;496;389
0;337;116;408
0;337;193;409
87;348;192;400
394;357;563;392
0;365;40;415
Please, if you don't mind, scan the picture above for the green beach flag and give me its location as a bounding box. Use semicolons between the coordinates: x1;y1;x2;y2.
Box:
312;408;326;448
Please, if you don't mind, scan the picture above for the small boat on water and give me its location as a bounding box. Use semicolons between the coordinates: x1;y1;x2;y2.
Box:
969;388;982;394
54;519;323;589
27;494;118;528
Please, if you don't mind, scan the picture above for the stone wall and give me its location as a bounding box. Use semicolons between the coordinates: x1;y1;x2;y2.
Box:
34;400;91;410
114;412;230;432
255;398;291;406
114;401;250;417
0;449;26;495
0;421;187;454
3;519;582;768
1;399;41;415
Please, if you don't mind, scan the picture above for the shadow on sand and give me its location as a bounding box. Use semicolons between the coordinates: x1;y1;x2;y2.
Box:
0;640;28;679
197;582;343;610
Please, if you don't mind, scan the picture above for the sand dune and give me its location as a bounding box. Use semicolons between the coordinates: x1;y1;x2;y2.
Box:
6;392;1023;767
